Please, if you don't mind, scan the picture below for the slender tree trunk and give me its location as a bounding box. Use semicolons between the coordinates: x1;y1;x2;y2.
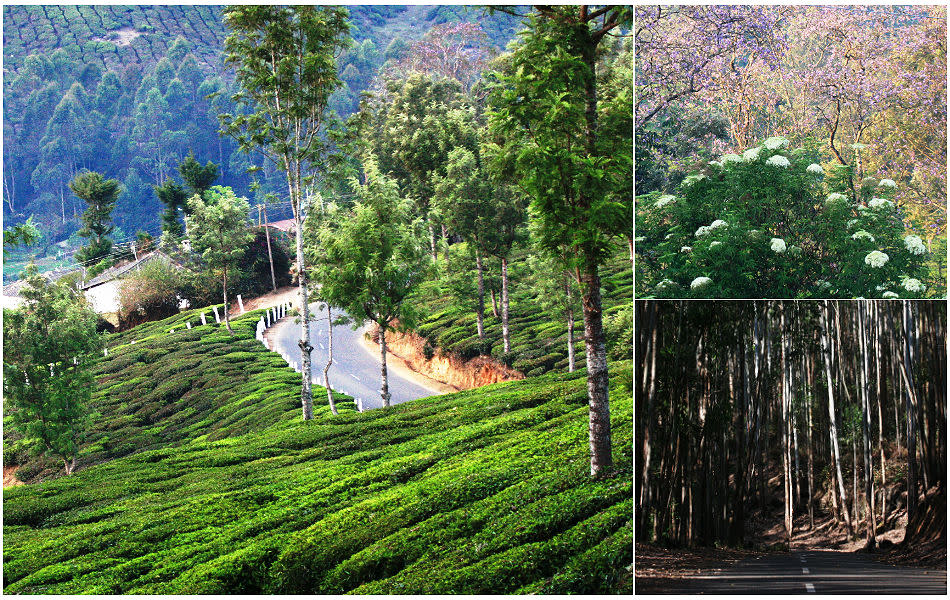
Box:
821;300;853;535
379;324;391;408
474;246;485;340
898;301;919;523
781;305;793;546
490;288;500;318
875;303;886;524
222;267;232;333
566;273;576;372
324;303;337;416
291;176;313;421
581;264;611;477
501;256;511;353
441;223;450;270
261;204;277;292
639;303;657;535
428;222;437;263
858;301;877;550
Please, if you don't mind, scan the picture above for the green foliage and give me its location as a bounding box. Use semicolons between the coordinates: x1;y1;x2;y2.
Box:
118;258;182;329
3;267;102;474
185;186;253;331
636;139;932;298
2;300;631;593
3;216;42;259
70;171;121;265
310;158;430;333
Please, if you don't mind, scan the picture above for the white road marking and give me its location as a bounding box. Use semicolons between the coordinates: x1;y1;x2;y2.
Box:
805;583;815;593
350;373;360;381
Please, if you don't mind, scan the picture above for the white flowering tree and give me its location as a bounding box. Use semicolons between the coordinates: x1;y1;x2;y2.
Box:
636;137;932;298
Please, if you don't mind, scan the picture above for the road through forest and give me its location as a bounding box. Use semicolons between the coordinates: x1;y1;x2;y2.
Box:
268;305;442;410
645;550;946;594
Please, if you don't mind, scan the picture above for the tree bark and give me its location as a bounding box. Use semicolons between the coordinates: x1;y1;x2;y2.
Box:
379;324;391;408
821;300;853;535
858;301;877;550
474;246;485;340
293;193;313;421
261;203;277;292
222;267;232;333
323;303;337;416
566;276;576;372
501;256;511;353
581;264;611;477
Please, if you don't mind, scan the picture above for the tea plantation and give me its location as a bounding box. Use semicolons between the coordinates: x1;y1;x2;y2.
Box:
2;307;632;594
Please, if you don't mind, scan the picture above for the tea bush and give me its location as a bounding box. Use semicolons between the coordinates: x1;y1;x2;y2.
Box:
3;304;632;594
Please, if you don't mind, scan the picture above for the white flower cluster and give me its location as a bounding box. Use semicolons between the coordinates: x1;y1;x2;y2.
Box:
691;276;713;289
710;241;723;249
695;219;727;237
825;192;848;206
654;194;676;209
878;178;897;188
851;230;874;242
656;279;676;291
770;237;787;253
742;147;762;162
869;197;894;210
766;155;790;168
763;136;790;150
721;154;743;164
683;174;707;186
681;246;692;253
902;277;925;293
806;163;824;175
865;251;889;268
634;236;645;243
846;219;859;229
903;235;927;255
882;291;899;299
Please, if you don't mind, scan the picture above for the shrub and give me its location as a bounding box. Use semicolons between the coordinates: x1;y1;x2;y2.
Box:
118;259;182;329
636;138;933;298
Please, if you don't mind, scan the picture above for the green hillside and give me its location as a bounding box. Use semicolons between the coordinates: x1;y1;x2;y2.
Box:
3;307;633;594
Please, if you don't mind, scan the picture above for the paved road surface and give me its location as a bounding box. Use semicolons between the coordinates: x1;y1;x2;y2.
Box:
644;550;946;594
270;306;439;410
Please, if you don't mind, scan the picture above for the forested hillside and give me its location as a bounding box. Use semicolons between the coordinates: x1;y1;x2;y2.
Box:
2;5;522;276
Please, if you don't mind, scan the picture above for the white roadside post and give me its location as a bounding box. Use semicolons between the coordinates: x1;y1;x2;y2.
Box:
186;321;192;329
237;294;245;313
200;312;207;326
212;305;221;324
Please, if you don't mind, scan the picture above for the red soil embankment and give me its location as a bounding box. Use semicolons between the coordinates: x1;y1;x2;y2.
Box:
367;326;524;391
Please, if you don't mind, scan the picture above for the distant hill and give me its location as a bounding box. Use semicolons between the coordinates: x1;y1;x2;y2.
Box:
2;5;524;267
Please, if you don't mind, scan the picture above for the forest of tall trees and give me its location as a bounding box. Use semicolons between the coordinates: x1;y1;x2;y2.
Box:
636;300;946;550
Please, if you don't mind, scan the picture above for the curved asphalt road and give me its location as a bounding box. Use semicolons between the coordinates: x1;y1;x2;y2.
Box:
269;305;438;410
645;550;946;594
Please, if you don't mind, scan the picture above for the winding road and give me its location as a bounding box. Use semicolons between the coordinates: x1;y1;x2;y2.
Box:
649;550;946;594
268;305;440;410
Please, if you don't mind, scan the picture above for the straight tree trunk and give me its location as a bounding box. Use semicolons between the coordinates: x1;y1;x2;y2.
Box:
821;300;853;535
474;246;485;340
222;267;232;333
290;175;314;421
566;272;576;372
379;324;391;408
580;263;611;477
261;203;277;292
501;256;511;353
490;288;500;318
323;303;337;416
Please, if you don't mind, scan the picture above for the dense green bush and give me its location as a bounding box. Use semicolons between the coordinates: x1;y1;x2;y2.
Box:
636;137;935;298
